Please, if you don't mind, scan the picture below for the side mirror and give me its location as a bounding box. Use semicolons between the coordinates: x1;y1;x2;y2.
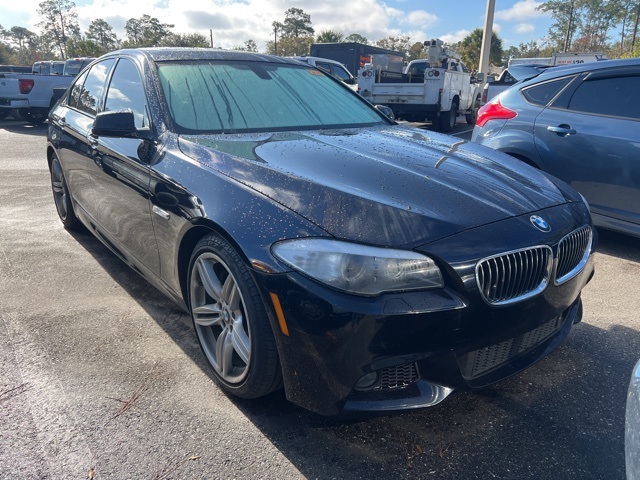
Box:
92;110;152;139
375;104;395;121
476;72;485;83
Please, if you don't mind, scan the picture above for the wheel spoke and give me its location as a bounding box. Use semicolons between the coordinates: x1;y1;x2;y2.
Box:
222;275;240;309
192;304;223;327
58;193;68;217
231;316;250;365
52;180;64;194
196;259;223;300
215;327;234;377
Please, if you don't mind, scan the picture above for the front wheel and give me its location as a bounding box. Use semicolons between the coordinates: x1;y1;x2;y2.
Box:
188;233;282;399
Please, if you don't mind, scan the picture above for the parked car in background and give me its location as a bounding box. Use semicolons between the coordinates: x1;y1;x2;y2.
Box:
472;58;640;239
48;48;595;415
482;63;555;104
627;359;640;479
289;55;357;90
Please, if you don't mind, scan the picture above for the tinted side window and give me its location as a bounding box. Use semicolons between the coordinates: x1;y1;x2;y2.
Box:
408;62;427;75
332;65;351;81
104;58;149;129
522;77;572;106
68;70;89;109
315;62;331;73
77;59;115;116
567;75;640;119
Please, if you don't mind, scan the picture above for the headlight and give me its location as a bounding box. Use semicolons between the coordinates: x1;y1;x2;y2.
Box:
272;239;443;296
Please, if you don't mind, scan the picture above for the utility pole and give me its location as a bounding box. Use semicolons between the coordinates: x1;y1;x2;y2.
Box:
478;0;496;86
210;29;213;48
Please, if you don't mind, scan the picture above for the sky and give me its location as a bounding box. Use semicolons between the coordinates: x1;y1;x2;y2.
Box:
1;0;554;50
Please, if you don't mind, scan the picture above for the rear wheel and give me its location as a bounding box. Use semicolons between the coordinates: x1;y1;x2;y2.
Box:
50;152;81;230
466;95;481;124
437;99;458;132
188;233;282;399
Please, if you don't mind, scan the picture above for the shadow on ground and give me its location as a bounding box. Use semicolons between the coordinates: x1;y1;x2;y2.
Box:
67;225;638;479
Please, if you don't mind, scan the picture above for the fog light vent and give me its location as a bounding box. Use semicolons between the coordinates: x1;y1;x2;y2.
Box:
354;363;419;392
377;362;419;391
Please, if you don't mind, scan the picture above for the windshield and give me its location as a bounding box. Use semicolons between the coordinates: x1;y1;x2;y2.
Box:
157;61;386;134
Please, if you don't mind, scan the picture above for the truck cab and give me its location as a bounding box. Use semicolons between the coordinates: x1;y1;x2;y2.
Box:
32;61;65;75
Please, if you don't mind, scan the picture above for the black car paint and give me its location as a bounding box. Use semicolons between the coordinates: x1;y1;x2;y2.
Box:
47;49;595;415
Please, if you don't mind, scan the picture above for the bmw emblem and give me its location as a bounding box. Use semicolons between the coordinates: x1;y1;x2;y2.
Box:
530;215;551;232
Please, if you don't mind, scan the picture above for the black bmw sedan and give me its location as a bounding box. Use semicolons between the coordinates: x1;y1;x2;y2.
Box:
47;48;594;416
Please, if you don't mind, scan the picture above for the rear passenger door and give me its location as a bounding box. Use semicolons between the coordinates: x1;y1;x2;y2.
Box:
533;67;640;229
55;59;115;217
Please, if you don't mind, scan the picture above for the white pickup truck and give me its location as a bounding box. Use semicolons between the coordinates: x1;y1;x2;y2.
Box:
357;39;481;132
0;57;94;124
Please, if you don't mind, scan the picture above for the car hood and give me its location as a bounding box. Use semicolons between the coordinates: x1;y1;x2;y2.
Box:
178;125;568;247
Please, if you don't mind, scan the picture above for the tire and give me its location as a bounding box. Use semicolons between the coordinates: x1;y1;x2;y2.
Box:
50;152;81;230
188;233;282;399
437;99;458;132
465;95;481;125
15;108;48;125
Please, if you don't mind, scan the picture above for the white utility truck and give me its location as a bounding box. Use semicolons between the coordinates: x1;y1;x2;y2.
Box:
357;39;481;132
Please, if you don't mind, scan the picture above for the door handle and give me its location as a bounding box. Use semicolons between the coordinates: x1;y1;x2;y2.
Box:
547;124;577;137
87;133;99;150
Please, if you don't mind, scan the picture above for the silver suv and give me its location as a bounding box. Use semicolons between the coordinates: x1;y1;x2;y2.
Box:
472;58;640;238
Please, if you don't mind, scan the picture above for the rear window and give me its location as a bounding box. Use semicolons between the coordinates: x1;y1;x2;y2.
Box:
157;61;385;133
64;59;94;76
522;77;573;106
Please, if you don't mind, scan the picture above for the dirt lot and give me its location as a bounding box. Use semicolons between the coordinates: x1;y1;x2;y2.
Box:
1;119;638;479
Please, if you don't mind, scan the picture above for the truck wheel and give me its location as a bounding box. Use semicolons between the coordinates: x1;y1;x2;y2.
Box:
15;108;48;125
466;95;481;124
437;99;458;133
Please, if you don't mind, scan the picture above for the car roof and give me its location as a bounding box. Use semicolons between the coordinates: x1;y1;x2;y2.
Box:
104;48;297;65
531;57;640;82
291;56;343;65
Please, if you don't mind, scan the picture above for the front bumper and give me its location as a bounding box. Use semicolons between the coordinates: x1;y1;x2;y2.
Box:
256;205;595;415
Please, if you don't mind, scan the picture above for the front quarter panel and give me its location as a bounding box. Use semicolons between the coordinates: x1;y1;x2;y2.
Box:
147;134;328;296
